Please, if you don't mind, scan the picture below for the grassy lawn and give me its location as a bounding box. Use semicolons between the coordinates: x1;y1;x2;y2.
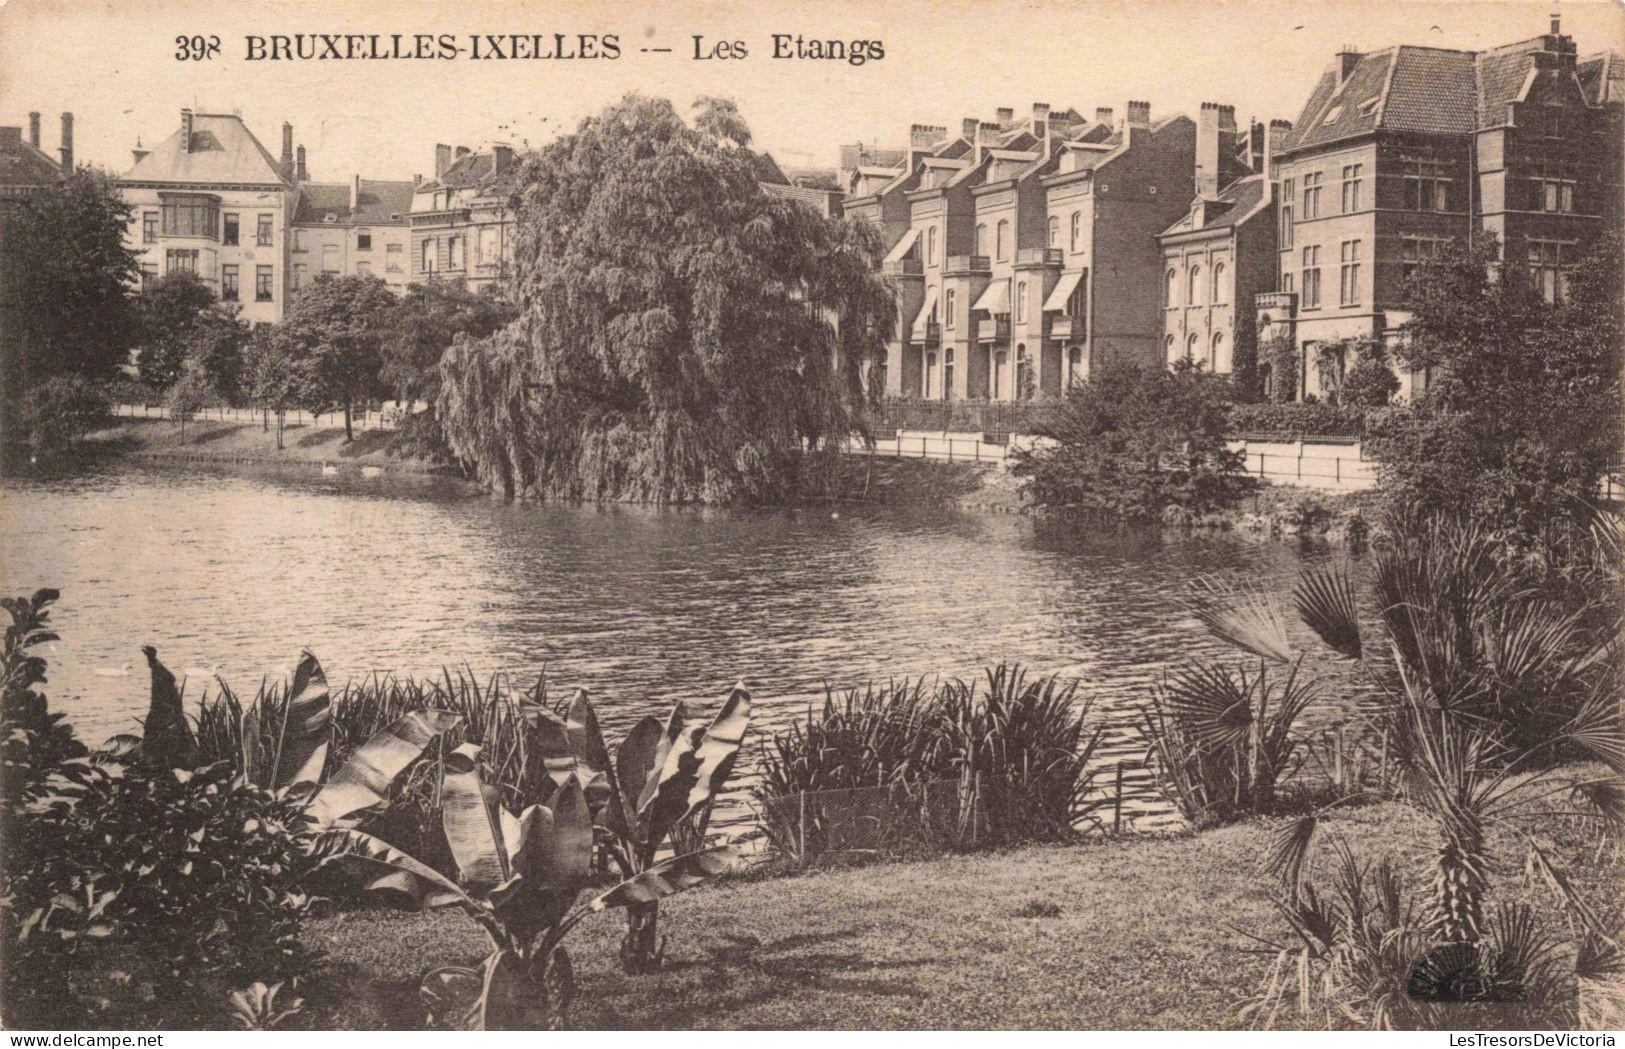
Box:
304;795;1613;1030
86;418;450;473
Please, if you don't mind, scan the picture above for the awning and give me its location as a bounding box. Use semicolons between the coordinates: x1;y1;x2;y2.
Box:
910;285;941;339
1043;269;1087;312
972;278;1010;314
883;228;921;264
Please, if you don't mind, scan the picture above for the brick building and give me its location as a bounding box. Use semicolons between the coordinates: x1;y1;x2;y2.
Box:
1259;17;1624;401
409;143;520;293
0;111;69;220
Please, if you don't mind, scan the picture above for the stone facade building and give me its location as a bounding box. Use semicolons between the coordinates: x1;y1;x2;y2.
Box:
1259;17;1623;401
290;176;415;294
409;143;520;293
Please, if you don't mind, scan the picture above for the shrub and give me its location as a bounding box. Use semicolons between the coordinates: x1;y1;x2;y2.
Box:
21;375;111;457
1225;401;1367;439
1342;354;1401;408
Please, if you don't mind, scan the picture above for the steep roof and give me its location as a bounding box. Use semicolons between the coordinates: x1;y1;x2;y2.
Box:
1283;46;1477;152
0;132;62;189
292;180;416;226
1579;51;1625;105
120;113;287;185
416;148;518;196
1159;175;1270;237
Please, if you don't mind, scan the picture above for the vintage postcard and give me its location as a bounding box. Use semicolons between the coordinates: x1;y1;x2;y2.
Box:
1;0;1623;1035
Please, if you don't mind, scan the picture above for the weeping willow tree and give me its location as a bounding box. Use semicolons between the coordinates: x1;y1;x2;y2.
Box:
437;95;896;504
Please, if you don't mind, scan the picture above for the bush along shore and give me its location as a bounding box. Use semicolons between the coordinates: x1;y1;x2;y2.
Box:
3;511;1621;1030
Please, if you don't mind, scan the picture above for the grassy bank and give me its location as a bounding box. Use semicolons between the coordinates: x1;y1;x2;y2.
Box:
85;418;457;475
305;792;1612;1030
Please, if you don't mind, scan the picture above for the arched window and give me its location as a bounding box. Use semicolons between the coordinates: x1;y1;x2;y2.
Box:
927;226;938;266
1070;212;1081;252
924;351;938;398
1048;216;1060;248
1165;267;1178;307
1188;264;1202;305
1015;344;1031;399
996;220;1009;261
1186;331;1200;363
1211;332;1226;373
1165;333;1176;364
944;288;956;329
1212;261;1227;303
993;350;1007;399
943;348;955;401
1015;280;1028;323
975;223;988;257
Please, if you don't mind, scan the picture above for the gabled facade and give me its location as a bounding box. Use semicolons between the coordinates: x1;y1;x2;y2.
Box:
119;109;295;323
1157;111;1290;379
1259;17;1623;401
409;143;520;293
290;177;415;294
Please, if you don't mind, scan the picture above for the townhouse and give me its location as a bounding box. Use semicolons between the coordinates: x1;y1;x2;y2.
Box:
409;143;520;292
1259;16;1623;401
1156;111;1291;380
290;176;415;294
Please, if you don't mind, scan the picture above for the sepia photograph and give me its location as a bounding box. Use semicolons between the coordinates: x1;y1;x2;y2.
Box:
0;0;1623;1034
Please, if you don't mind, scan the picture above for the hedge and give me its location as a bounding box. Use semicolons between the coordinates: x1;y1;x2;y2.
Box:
1225;402;1368;439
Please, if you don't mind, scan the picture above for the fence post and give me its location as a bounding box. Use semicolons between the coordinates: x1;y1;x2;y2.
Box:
1336;456;1341;483
1258;452;1266;478
1113;762;1124;833
798;790;807;867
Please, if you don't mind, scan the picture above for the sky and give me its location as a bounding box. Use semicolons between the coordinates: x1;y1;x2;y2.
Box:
2;0;1622;183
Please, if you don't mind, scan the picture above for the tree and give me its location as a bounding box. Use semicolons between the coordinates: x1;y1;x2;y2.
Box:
0;169;140;447
1340;338;1400;407
164;361;217;441
135;273;216;390
178;304;249;406
243;327;308;450
438;95;895;504
278;273;397;441
1369;232;1622;557
384;280;514;406
1014;359;1255;519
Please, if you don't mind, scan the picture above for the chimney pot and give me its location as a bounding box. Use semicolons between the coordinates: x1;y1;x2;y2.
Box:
58;111;72;172
351;174;361;210
1126;101;1151;128
1031;102;1050;137
1094;107;1114;128
27;112;40;148
434;143;452;177
295;144;307;182
996;107;1014;126
1551;12;1561;35
181;108;194;153
1335;48;1362;86
961;117;978;140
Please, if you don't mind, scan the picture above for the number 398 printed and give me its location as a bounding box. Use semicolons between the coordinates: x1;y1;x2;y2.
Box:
175;35;221;60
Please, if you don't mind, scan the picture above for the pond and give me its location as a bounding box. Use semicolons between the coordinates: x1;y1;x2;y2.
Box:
0;460;1349;826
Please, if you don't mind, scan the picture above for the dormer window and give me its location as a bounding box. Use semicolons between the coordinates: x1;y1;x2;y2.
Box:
1322;105;1344;125
1358;97;1380;115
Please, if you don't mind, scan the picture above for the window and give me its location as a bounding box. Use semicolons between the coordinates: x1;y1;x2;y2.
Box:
1165;267;1178;308
1212;261;1227;304
449;235;465;270
992;350;1006;399
924;351;937;398
1066;277;1087;318
142;212;158;244
1341;164;1363;213
975;223;988;256
943;348;955;401
160;195;219;239
1047;215;1060;248
1402;158;1451;211
1301;245;1321;308
256;214;273;246
355;261;372;279
386;243;403;272
221;264;239;301
1015;345;1030;399
996;221;1009;261
1211;332;1226;373
293;229;307;252
927;226;938;266
1188;264;1202;305
1164;333;1176;365
479;226;500;266
292;263;307;290
1068;346;1084;385
322;244;340;273
255;265;273;302
1532;162;1576;213
223;213;240;246
1070;212;1081;253
1528;239;1570;303
1186;331;1199;363
1401;237;1448;284
421;238;437;272
139;262;158;288
1339;240;1362;305
1015;280;1027;323
944;288;956;329
1282;269;1295;295
1302;172;1322;219
165;248;198;274
1279;178;1294;248
356;229;373;251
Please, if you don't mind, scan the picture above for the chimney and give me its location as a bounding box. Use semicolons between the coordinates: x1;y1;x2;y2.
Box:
1126;100;1151;129
1335;47;1362;87
58;112;72;171
181;108;194;153
434;143;452;177
0;127;19;153
413;173;423;187
350;174;361;210
1196;103;1224;198
1248;120;1266;171
977;121;1001;165
454;145;471;161
492;144;514;173
1551;12;1561;35
295;144;307;182
1094;107;1114;129
1031;102;1050;139
1265;118;1292;181
27;112;40;148
281;121;293;177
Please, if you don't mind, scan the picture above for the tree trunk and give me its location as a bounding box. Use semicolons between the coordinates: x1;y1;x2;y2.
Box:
619;901;662;974
344;398;353;442
262;408;268;432
276;410;284;450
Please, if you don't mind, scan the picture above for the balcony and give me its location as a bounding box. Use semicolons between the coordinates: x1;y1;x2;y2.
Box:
883;258;923;276
1255;291;1298;315
1049;315;1085;339
1017;248;1064;267
944;254;991;274
976;316;1011;342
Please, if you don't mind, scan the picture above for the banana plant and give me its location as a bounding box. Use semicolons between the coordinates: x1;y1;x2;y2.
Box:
526;684;751;973
319;742;738;1029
